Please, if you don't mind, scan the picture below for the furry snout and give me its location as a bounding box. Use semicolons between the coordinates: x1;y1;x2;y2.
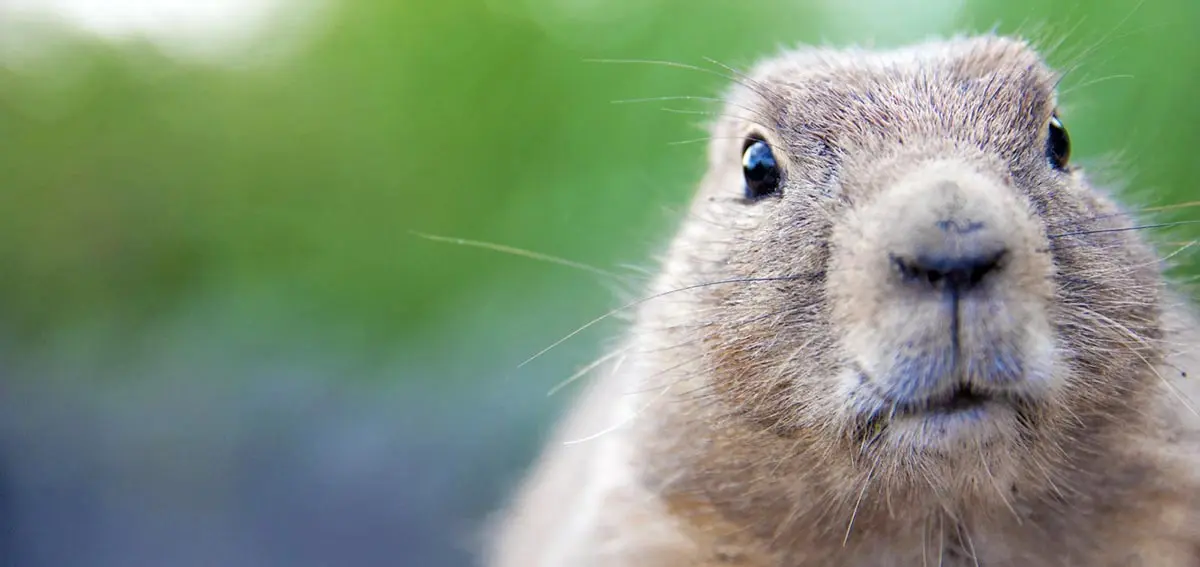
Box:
829;159;1059;416
886;179;1011;296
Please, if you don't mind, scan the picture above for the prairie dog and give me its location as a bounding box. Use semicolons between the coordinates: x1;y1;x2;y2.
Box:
487;35;1200;566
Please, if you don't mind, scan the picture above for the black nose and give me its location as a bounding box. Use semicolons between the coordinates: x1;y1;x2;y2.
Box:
891;238;1007;293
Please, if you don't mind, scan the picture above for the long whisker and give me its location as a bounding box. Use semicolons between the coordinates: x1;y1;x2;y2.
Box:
611;94;768;120
979;440;1020;523
585;57;784;137
842;466;874;546
1144;200;1200;213
546;347;628;397
963;526;981;567
666;135;737;147
1047;220;1200;239
518;275;814;369
612;95;778;134
655;108;778;136
1091;308;1199;418
584;57;772;105
1044;201;1200;231
699;55;787;108
1058;73;1135;96
1053;0;1147;89
610;95;725;105
1159;240;1199;264
410;231;619;279
583;57;741;83
561;382;672;446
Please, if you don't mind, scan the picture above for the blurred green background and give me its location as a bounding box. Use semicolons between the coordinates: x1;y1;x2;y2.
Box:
0;0;1197;565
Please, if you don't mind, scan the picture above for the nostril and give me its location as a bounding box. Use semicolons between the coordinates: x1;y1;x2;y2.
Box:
935;219;986;234
891;249;1007;292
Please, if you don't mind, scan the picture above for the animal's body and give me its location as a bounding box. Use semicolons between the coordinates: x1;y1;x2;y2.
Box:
487;35;1200;566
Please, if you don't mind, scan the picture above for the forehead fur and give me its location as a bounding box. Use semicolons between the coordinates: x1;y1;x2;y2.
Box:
713;35;1061;169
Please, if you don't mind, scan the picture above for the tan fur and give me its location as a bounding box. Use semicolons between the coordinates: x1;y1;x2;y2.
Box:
486;35;1200;566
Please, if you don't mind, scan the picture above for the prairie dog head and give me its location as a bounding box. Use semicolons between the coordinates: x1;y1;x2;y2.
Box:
647;35;1164;498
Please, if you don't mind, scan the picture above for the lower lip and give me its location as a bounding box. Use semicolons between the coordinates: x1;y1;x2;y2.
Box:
885;400;1017;447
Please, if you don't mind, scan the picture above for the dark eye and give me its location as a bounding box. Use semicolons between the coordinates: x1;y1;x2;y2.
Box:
1046;114;1070;171
742;138;782;200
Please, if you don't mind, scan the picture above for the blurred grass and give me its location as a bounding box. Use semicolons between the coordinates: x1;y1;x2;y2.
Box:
1;1;1197;360
1;0;1197;355
0;0;1197;565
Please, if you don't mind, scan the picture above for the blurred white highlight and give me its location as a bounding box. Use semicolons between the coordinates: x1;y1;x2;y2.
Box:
0;0;324;65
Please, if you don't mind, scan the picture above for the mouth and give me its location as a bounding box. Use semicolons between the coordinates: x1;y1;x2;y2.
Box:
855;364;1015;418
853;368;1032;446
890;384;995;417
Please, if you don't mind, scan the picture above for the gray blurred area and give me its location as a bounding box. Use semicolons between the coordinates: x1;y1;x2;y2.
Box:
0;325;578;566
0;283;610;567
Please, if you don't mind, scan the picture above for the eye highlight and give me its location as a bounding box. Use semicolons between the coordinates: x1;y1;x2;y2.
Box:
1046;114;1070;171
742;138;782;200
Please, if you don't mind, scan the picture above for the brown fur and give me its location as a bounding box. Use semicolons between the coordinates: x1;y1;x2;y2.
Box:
486;35;1200;566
